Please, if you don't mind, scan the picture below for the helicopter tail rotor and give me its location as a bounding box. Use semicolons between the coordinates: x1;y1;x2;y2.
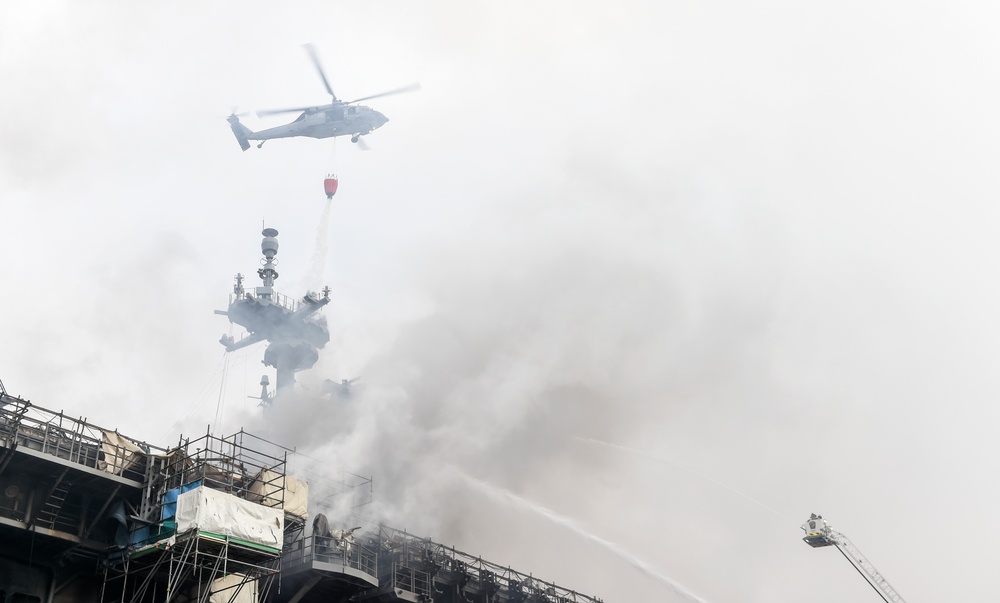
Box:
227;115;253;152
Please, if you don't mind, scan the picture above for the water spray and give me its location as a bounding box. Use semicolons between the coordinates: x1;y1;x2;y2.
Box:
308;201;334;290
457;471;713;603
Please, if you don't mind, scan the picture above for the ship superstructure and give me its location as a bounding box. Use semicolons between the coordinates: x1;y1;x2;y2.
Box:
0;383;604;603
0;224;605;603
216;228;331;395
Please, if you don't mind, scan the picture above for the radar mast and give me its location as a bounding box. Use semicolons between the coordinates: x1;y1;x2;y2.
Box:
216;228;331;396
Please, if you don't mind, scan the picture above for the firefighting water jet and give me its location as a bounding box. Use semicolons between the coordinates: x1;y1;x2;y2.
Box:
459;471;712;603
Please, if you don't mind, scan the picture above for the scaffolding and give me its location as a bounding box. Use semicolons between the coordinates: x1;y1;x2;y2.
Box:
1;388;607;603
101;429;291;603
137;428;288;521
103;529;280;603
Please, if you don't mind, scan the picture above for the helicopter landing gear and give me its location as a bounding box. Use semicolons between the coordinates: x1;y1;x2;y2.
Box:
257;141;266;149
351;136;359;143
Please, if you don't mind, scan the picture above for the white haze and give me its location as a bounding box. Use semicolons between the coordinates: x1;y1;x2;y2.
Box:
4;1;1000;601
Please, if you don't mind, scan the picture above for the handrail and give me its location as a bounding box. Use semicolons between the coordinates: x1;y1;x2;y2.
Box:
282;534;378;579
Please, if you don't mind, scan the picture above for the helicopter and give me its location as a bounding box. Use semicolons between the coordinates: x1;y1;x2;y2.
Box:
228;44;419;151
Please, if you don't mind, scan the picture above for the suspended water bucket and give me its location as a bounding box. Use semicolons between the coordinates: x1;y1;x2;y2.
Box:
324;174;339;199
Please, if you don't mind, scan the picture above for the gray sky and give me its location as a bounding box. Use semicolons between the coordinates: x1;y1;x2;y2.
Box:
3;1;1000;601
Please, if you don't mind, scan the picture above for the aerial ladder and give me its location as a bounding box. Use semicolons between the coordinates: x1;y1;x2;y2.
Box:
801;514;907;603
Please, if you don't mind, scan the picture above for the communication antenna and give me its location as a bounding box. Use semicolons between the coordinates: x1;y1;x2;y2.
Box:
249;375;273;408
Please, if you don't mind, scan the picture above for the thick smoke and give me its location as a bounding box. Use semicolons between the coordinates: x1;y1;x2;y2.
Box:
6;3;1000;600
243;151;784;598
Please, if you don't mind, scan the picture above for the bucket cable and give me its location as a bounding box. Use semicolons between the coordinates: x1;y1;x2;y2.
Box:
213;324;234;434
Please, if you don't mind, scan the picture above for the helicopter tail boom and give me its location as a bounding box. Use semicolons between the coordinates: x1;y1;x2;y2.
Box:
227;115;253;151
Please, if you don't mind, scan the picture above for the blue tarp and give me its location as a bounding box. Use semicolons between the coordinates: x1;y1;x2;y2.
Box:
130;480;203;546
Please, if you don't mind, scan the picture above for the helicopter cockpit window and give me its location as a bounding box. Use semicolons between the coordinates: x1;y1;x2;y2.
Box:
293;113;307;123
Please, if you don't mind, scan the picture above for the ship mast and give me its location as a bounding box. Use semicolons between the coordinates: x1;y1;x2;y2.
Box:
216;228;331;398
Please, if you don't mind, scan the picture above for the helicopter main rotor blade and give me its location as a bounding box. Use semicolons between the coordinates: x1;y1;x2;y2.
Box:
303;43;338;101
346;82;422;104
256;106;318;118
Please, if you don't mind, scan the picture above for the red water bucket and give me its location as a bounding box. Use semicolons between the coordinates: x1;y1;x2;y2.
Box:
324;175;339;199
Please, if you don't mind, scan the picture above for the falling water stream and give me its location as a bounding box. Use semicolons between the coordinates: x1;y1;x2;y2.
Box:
307;199;333;290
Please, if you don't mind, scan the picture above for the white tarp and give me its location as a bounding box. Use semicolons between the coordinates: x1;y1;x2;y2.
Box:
176;486;283;550
284;474;308;518
98;430;145;476
247;470;309;519
209;573;258;603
